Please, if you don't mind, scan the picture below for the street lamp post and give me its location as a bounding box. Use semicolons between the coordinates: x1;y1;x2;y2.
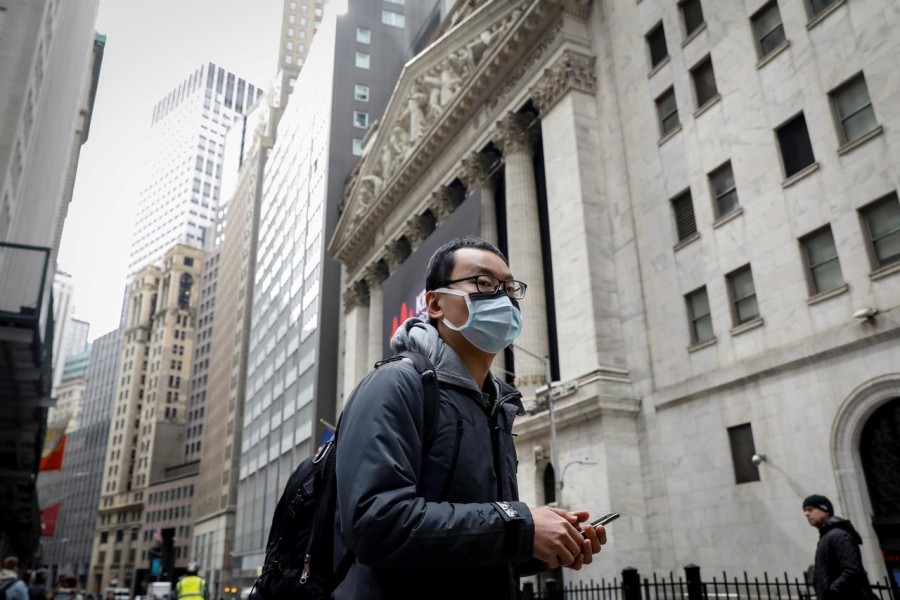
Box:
510;344;559;504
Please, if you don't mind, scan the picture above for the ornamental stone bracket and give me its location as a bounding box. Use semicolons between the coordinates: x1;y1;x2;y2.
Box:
343;280;369;312
531;49;597;115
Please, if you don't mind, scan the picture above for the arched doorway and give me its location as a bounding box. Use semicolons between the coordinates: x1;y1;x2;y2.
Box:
860;398;900;590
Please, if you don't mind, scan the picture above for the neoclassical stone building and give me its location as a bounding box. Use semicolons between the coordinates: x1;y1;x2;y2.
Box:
328;0;900;583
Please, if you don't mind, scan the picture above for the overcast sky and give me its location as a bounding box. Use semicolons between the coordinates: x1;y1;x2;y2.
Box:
57;0;283;341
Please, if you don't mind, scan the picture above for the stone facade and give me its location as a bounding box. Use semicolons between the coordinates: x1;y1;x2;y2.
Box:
329;0;900;584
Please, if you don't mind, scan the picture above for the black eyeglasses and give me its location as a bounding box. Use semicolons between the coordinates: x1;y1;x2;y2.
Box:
437;275;527;300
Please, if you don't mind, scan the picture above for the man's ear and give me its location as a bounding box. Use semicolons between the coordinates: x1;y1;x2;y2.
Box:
425;290;443;321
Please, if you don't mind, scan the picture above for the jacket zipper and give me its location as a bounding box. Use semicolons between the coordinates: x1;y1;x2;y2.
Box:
440;417;464;501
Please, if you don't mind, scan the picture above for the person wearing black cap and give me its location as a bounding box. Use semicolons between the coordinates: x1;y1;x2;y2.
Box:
803;494;876;600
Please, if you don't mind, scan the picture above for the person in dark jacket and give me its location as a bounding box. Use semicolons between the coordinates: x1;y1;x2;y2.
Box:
803;494;875;600
334;237;607;600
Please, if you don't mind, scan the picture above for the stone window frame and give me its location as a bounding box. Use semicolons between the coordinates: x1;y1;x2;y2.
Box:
799;225;845;297
828;72;880;148
725;264;760;327
690;54;719;111
859;192;900;273
645;20;669;70
685;285;714;345
708;160;740;221
751;1;788;63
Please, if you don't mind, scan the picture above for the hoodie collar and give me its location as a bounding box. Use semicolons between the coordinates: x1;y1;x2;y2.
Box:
390;318;495;394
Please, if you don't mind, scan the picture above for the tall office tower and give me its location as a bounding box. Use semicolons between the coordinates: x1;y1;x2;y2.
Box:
92;244;203;592
0;0;100;562
274;0;322;105
331;0;900;586
39;329;120;589
192;94;274;597
232;0;436;584
128;64;262;273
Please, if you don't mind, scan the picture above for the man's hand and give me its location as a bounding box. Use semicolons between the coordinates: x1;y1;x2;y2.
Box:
531;506;585;568
563;510;608;571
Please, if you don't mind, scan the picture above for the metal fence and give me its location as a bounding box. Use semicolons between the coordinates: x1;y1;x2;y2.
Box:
523;567;898;600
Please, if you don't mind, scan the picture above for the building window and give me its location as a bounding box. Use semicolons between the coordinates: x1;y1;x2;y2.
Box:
354;84;370;102
680;0;705;37
690;56;718;108
726;265;760;325
286;41;293;50
671;189;697;242
287;27;294;37
829;73;878;146
800;226;844;295
646;22;668;69
806;0;840;19
382;10;405;28
355;52;370;69
352;138;364;156
100;531;108;544
656;87;680;137
385;0;405;4
709;161;739;219
860;193;900;270
356;27;370;44
353;111;369;129
728;424;761;484
685;287;714;344
751;1;786;59
776;113;816;178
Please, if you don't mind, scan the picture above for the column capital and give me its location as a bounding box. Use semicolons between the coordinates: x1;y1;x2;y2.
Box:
404;213;431;250
493;112;538;156
383;239;408;272
429;187;459;226
457;152;499;192
343;281;369;312
363;261;389;288
531;49;597;115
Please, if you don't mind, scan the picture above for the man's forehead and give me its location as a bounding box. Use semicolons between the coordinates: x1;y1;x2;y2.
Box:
451;248;512;277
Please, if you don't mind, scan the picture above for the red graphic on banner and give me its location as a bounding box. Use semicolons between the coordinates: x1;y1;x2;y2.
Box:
40;502;62;536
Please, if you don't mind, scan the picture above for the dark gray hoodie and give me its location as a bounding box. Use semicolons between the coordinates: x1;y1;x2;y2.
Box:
333;318;533;600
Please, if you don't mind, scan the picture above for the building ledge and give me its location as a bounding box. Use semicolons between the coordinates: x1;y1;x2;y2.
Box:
648;56;671;79
713;206;744;229
730;317;764;337
806;0;847;30
837;126;883;156
807;283;849;305
870;261;900;281
693;94;721;119
782;162;820;188
674;231;701;252
658;125;683;146
756;40;791;70
681;23;707;48
688;337;717;353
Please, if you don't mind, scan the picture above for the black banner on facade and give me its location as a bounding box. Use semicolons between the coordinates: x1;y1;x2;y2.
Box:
381;190;481;359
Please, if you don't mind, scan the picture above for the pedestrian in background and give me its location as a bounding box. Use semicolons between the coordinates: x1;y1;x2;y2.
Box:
334;237;607;600
803;494;876;600
26;570;46;600
46;576;82;600
0;557;28;600
175;563;208;600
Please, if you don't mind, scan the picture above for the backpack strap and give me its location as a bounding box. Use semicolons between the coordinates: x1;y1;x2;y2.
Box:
374;351;440;450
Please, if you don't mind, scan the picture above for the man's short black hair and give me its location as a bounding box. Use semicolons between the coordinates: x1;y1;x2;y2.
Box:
425;237;508;291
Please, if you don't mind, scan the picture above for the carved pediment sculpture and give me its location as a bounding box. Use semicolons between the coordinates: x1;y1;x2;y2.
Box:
345;7;525;229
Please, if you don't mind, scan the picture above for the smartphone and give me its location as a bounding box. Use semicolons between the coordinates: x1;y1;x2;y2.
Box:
582;512;619;537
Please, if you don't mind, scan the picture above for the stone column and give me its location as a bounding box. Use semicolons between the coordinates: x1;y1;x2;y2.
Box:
341;281;369;408
531;49;626;378
459;152;501;246
493;112;548;398
458;152;504;378
364;263;389;367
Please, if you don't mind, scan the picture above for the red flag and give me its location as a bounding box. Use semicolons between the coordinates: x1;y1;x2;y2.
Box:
40;415;69;471
40;502;62;536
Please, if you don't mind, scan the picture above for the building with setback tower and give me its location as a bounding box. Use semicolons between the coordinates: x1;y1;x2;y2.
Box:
232;0;438;584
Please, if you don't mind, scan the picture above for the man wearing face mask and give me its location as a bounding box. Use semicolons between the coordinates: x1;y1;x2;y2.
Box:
334;237;606;600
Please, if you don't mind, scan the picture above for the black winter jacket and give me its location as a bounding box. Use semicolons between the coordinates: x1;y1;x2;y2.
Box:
333;319;534;600
813;517;874;600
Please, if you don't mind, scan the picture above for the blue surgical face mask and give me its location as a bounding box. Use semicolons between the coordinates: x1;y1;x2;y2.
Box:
435;287;523;354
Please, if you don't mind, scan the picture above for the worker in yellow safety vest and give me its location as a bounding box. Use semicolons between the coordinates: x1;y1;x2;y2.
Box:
175;563;208;600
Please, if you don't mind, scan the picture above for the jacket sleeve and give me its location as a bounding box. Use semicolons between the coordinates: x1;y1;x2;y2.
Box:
828;531;864;594
335;362;534;569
